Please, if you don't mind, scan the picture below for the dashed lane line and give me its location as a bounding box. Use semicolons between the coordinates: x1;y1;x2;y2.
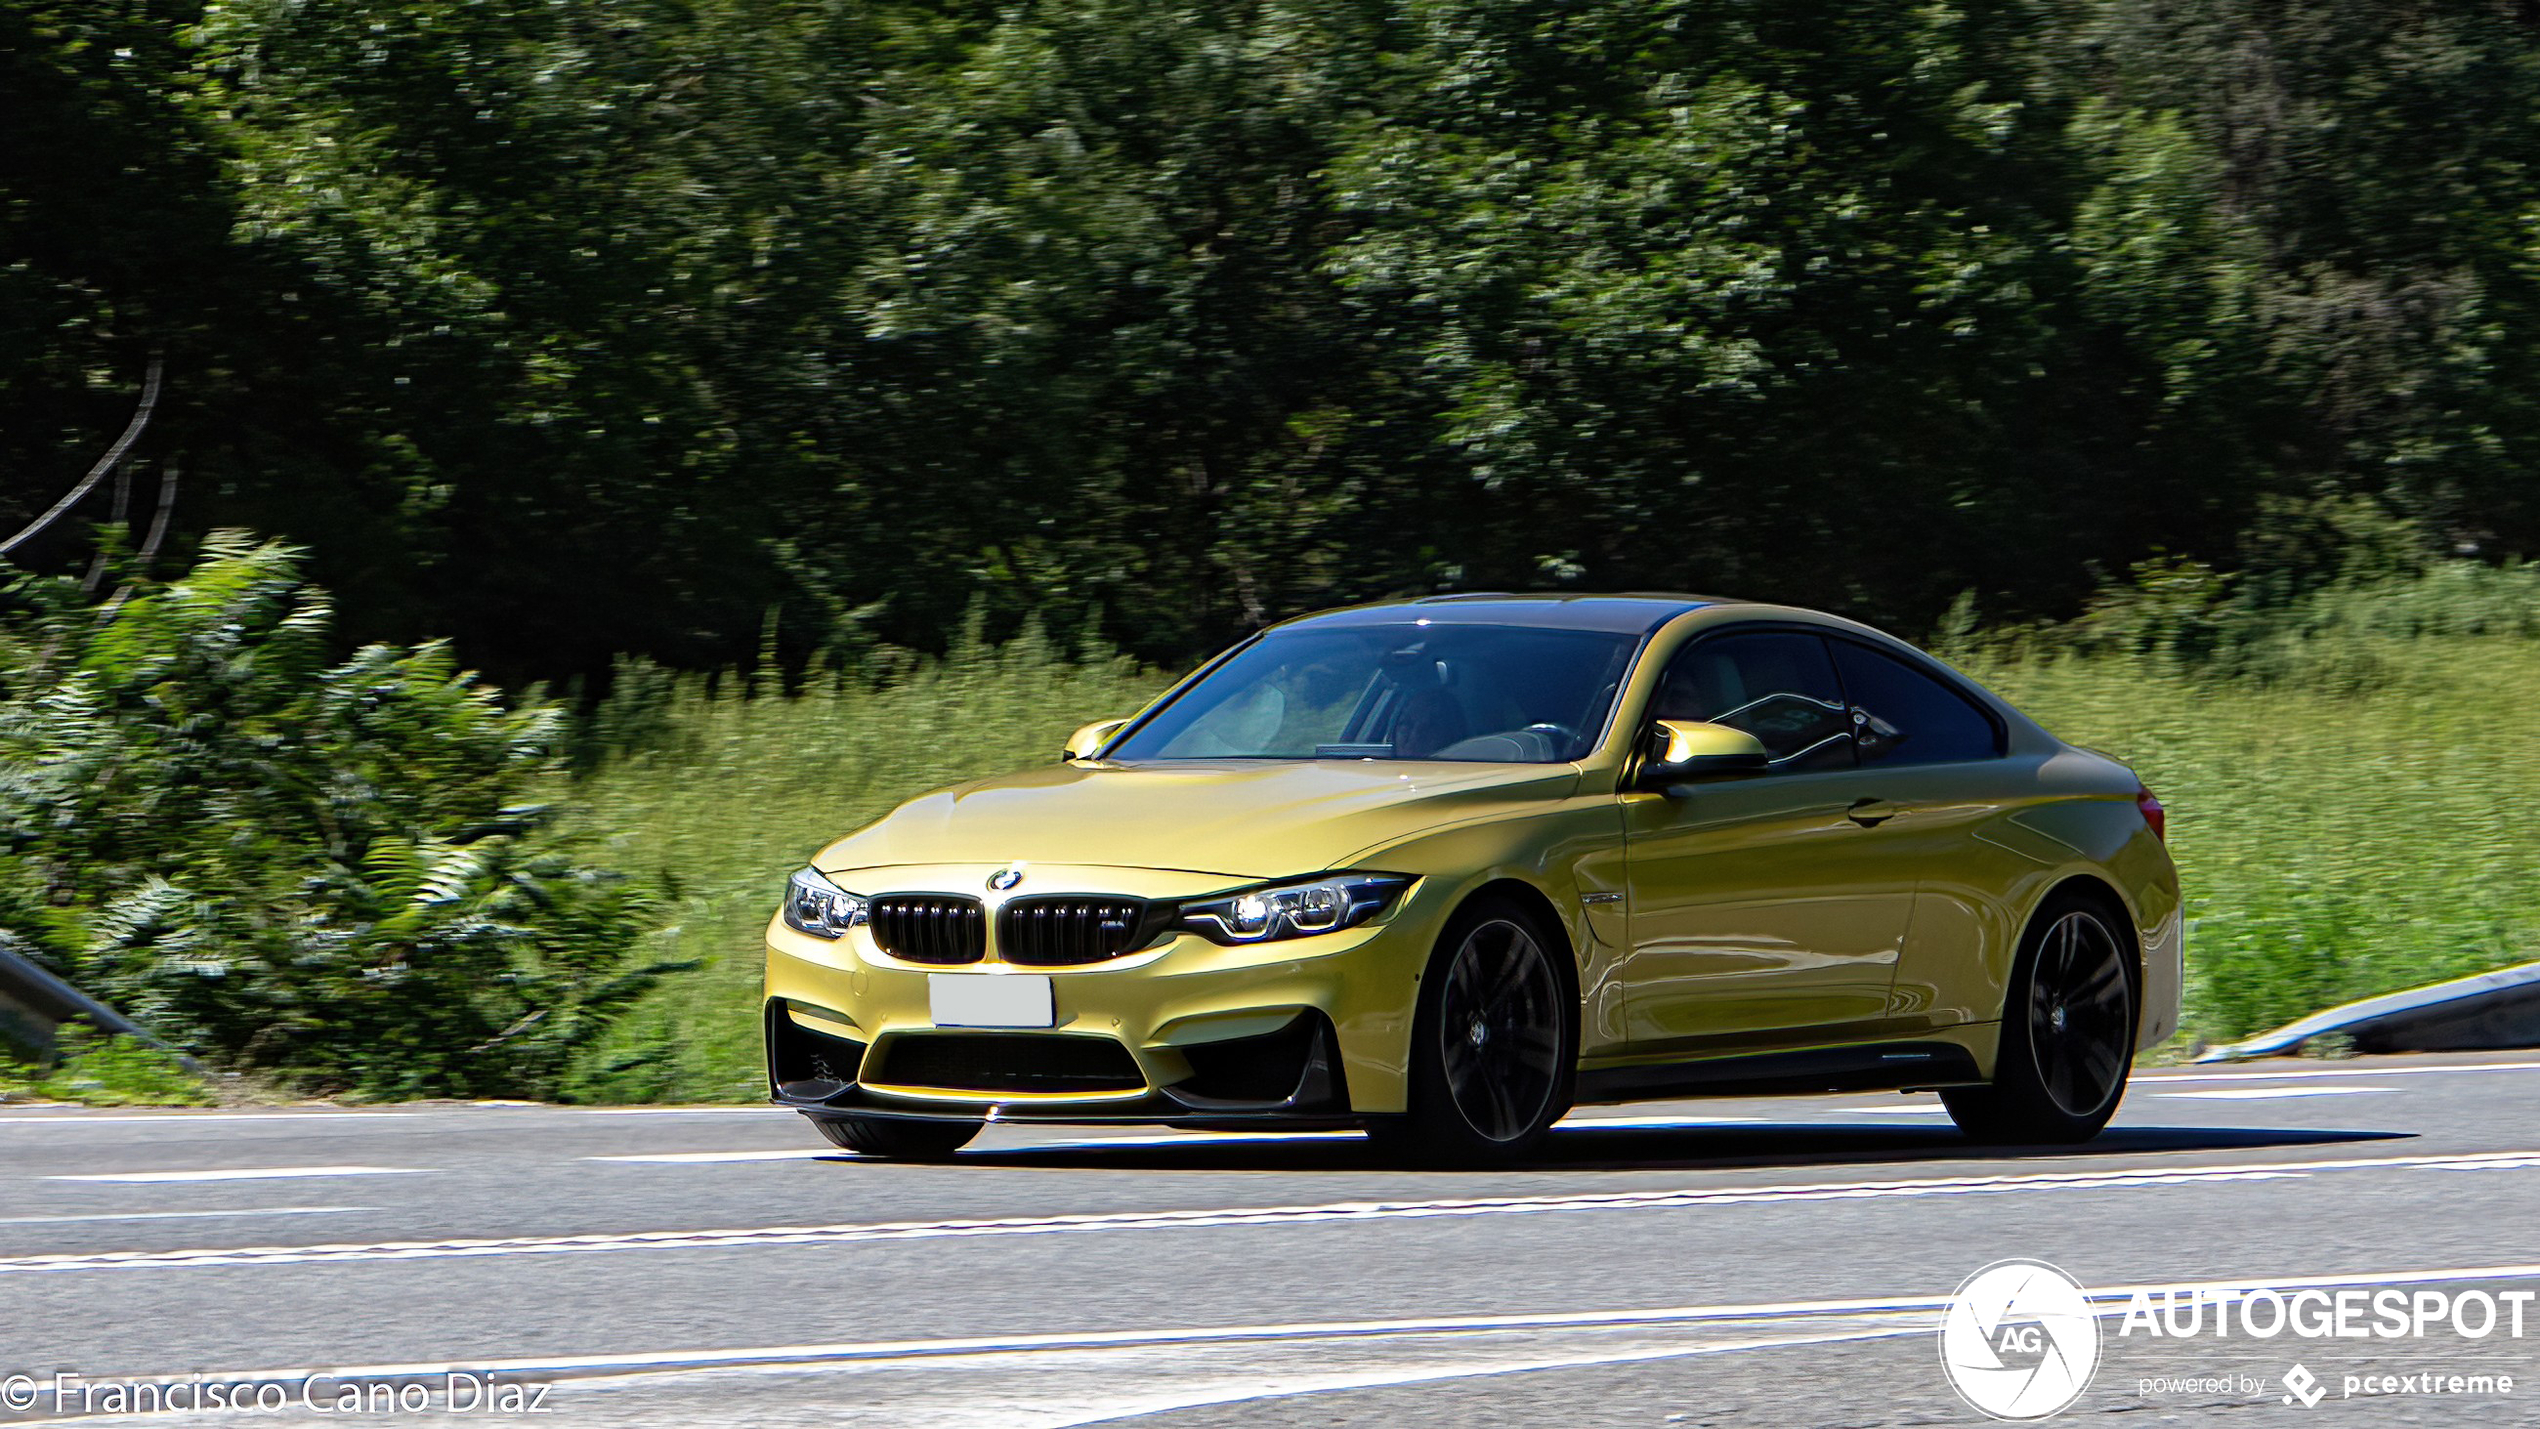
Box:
584;1150;839;1165
46;1167;423;1185
0;1113;413;1126
2154;1086;2397;1101
0;1207;371;1228
7;1148;2537;1276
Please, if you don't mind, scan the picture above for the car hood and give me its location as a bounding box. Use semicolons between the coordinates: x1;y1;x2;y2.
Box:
816;759;1581;881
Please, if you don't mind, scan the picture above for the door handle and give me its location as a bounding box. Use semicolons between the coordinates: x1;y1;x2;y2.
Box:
1846;797;1900;827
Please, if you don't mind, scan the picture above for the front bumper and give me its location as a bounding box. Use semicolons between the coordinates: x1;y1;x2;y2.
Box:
762;868;1447;1124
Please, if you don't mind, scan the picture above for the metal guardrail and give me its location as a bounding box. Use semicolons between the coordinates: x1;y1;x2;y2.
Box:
2198;960;2540;1062
0;940;194;1067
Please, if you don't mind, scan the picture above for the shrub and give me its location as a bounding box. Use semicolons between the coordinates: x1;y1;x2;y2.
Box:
0;534;673;1098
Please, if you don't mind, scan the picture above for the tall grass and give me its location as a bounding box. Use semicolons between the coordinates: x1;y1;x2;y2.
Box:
566;631;1163;1101
1966;632;2540;1050
572;585;2540;1100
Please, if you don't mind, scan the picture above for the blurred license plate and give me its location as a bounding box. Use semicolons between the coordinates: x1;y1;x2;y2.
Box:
928;973;1054;1029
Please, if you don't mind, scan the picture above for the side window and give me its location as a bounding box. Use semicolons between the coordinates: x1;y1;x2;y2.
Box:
1652;631;1855;772
1828;640;2001;766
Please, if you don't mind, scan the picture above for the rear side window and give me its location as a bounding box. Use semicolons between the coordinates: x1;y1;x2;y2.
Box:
1829;640;2001;766
1653;630;1855;773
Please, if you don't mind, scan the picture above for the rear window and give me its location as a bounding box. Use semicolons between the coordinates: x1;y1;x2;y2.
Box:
1828;639;2002;766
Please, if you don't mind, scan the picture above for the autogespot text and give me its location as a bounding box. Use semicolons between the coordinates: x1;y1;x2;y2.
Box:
2118;1286;2537;1341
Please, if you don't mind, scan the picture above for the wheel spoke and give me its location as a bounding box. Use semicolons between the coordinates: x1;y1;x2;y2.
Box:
1482;942;1532;1016
1510;1026;1560;1062
2041;1036;2076;1106
2073;957;2124;1009
1440;1019;1480;1083
1434;920;1564;1143
1479;1067;1519;1139
2077;1038;2123;1099
1446;944;1485;1008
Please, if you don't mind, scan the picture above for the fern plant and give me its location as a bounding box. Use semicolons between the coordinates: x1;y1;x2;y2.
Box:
0;533;675;1098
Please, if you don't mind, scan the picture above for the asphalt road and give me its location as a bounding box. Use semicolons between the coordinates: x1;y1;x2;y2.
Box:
4;1052;2540;1426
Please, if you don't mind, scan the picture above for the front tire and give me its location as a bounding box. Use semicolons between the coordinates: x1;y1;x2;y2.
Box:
809;1115;982;1161
1944;890;2137;1145
1368;895;1575;1165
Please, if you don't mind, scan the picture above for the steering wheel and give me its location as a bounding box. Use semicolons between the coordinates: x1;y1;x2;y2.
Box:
1523;722;1582;754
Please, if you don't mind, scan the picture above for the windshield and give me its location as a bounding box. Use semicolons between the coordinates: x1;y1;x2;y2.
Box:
1107;624;1642;764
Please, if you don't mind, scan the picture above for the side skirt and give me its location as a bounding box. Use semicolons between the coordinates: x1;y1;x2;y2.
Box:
1575;1040;1986;1103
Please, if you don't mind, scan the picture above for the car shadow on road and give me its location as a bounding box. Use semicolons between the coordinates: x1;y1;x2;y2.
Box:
938;1120;2415;1175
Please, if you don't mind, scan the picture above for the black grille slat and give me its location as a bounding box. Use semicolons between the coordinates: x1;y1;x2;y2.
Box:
998;896;1152;966
869;894;986;964
873;1034;1145;1094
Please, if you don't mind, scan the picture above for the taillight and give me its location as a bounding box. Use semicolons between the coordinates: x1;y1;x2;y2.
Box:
2135;785;2166;843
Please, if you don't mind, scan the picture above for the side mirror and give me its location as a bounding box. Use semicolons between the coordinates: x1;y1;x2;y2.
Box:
1062;717;1132;762
1635;719;1769;789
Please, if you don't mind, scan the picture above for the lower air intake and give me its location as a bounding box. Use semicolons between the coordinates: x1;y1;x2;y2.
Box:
870;1034;1146;1095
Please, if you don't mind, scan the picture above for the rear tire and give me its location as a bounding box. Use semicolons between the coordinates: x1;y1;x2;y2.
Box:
810;1115;981;1161
1943;889;2137;1145
1367;894;1575;1166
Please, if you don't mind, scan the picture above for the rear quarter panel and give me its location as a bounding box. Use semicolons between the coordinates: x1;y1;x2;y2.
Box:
1889;747;2182;1051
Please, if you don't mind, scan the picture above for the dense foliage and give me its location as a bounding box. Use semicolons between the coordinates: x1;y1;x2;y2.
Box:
10;1;2540;1096
8;1;2539;683
0;535;668;1096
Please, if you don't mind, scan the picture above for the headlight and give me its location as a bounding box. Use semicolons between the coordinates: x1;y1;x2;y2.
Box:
1179;873;1410;945
782;866;868;939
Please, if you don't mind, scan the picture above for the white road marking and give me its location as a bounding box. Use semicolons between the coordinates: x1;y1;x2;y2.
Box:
2420;1153;2540;1172
601;1118;1778;1163
1556;1113;1771;1128
0;1206;370;1227
1033;1116;1769;1151
1020;1327;1906;1429
1031;1116;1775;1152
577;1106;788;1117
2142;1059;2540;1084
585;1150;841;1164
52;1261;2540;1409
0;1112;411;1126
1024;1131;1363;1151
2156;1086;2395;1101
46;1165;423;1184
10;1149;2535;1276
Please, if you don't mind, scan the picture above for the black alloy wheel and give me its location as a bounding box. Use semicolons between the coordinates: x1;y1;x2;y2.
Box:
1943;891;2136;1145
1371;896;1575;1164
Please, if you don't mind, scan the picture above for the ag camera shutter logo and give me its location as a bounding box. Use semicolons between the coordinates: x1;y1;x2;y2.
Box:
1940;1259;2103;1419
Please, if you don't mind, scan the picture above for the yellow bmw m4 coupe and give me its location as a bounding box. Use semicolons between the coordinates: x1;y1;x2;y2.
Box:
765;595;2180;1163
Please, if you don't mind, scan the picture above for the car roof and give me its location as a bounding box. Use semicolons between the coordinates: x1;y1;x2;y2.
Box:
1269;592;1745;636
